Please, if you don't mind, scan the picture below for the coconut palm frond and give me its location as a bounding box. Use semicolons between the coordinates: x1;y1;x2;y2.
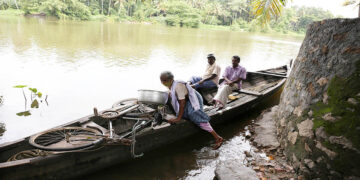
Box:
343;0;358;6
252;0;285;25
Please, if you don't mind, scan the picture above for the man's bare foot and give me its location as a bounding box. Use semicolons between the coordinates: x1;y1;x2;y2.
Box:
213;137;223;150
213;100;224;110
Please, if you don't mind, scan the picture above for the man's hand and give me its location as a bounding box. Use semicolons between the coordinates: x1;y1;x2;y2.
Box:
198;80;204;84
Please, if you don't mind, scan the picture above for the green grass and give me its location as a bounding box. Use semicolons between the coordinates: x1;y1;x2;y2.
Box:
0;9;24;16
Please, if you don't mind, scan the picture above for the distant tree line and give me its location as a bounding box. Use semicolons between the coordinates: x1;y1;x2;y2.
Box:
0;0;336;33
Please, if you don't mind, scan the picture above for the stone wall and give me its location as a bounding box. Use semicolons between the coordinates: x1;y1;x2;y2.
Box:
276;18;360;179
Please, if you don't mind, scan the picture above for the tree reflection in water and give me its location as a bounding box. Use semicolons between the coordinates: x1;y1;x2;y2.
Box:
0;123;5;137
0;95;4;137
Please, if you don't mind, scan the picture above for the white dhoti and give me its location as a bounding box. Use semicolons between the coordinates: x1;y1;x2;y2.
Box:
213;84;238;107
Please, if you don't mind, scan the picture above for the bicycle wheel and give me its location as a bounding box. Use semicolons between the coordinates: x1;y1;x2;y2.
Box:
112;98;138;108
100;110;119;119
29;127;104;151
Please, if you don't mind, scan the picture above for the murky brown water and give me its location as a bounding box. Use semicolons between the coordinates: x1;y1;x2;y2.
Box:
0;15;302;179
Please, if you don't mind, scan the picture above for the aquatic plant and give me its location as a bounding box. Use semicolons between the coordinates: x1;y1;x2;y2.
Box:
0;95;3;106
13;85;48;117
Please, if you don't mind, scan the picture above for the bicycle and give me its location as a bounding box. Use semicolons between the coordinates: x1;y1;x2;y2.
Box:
29;102;159;158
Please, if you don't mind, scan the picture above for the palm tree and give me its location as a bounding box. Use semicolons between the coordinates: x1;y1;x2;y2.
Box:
252;0;359;24
13;0;19;9
226;0;248;24
251;0;288;24
102;0;104;14
343;0;360;17
114;0;124;14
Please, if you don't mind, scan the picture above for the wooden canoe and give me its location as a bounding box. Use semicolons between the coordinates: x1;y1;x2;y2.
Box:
0;65;289;179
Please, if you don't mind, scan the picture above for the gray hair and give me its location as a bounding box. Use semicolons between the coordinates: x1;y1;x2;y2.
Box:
160;71;174;80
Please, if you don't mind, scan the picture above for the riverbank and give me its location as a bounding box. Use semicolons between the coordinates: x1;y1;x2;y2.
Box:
274;18;360;179
215;106;298;180
0;9;305;37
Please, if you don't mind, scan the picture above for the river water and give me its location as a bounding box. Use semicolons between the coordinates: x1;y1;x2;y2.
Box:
0;16;302;178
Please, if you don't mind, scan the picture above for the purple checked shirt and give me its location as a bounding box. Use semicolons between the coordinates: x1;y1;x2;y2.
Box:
222;65;247;89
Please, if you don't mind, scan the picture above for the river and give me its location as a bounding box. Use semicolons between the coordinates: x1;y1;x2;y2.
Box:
0;15;302;179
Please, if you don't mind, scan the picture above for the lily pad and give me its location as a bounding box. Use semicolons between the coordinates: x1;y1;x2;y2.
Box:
29;88;37;93
13;85;27;88
16;111;31;116
31;99;39;108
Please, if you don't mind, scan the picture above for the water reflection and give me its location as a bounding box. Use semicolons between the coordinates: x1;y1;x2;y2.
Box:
0;123;4;137
0;95;3;106
0;94;4;137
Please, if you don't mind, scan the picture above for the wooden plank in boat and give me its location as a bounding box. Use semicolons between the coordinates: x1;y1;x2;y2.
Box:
259;71;287;76
81;121;108;134
249;71;287;78
238;89;263;96
0;138;26;149
0;158;32;168
117;105;139;116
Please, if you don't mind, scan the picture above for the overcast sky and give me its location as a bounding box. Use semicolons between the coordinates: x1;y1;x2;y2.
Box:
287;0;358;18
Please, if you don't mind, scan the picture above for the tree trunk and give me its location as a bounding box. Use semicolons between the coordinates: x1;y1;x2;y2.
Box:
108;0;111;16
118;1;121;14
101;0;104;14
14;0;19;9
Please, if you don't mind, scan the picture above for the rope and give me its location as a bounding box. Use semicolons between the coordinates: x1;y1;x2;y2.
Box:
6;137;133;162
7;149;53;162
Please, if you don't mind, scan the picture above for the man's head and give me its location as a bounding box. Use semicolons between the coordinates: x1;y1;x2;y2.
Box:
232;55;240;68
160;71;174;89
207;54;216;65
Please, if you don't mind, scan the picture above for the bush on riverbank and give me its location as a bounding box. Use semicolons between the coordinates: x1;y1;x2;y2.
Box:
40;0;90;20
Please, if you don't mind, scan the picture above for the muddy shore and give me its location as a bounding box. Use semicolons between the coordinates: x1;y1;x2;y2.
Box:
215;106;299;180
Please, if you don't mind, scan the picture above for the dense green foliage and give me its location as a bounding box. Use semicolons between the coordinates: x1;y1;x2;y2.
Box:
0;0;335;33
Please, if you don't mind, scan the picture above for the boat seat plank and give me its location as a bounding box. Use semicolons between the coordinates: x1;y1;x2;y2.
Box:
238;89;263;96
0;158;32;168
259;71;287;76
249;71;287;78
82;121;108;134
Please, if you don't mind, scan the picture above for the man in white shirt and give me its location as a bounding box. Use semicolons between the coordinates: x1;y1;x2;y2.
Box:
160;71;223;149
189;54;221;90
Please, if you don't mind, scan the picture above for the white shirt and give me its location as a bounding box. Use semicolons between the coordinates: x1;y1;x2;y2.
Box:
202;63;221;85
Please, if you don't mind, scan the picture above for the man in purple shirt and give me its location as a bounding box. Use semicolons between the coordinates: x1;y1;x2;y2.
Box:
213;55;246;109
